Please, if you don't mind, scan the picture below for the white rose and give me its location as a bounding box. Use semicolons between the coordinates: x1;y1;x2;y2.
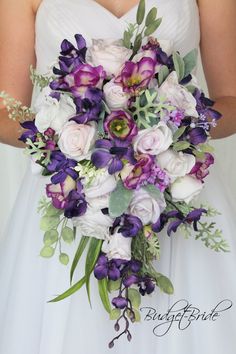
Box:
158;71;198;117
101;229;132;260
170;175;203;204
133;122;173;155
157;149;196;182
86;38;132;77
72;207;113;240
103;81;129;110
128;188;166;225
34;87;76;133
58;121;97;161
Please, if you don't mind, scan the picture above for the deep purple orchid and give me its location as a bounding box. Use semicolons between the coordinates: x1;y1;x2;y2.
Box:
64;180;87;218
19;120;39;143
70;87;104;124
94;254;129;281
138;276;155;296
194;89;222;123
112;214;143;238
91;139;136;175
190;152;214;180
114;57;156;94
46;175;76;210
47;151;78;183
104;110;138;142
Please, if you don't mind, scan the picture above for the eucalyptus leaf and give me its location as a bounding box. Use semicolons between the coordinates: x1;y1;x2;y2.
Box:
186;85;197;94
158;65;169;85
136;0;145;25
156;275;174;294
133;33;143;54
98;278;112;314
128;288;141;309
70;236;90;283
144;184;161;200
127;308;141;322
123;30;132;49
40;215;60;232
145;7;157;26
144;18;162;36
173;141;191;151
108;279;121;292
40;246;55;258
43;229;58;246
172;52;185;81
61;226;74;244
49;275;86;302
109;180;133;217
183;48;198;76
109;308;121;320
173;126;187;142
59;253;69;266
46;204;62;217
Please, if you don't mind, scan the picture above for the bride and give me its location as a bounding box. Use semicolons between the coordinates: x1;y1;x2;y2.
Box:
0;0;236;353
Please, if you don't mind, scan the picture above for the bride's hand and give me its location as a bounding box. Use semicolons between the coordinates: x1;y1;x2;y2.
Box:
198;0;236;139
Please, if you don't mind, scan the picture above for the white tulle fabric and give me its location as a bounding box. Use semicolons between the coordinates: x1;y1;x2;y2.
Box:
0;0;236;353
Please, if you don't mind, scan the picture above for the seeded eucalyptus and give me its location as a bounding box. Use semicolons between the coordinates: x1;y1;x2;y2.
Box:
123;0;162;56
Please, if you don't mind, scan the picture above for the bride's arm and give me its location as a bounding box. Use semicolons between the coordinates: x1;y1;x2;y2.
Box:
198;0;236;139
0;0;39;148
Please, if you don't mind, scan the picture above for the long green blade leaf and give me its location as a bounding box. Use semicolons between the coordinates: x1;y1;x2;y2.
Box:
70;236;90;284
48;275;86;303
98;278;112;314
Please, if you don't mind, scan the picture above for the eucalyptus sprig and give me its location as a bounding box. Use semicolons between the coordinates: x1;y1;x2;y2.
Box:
123;0;162;56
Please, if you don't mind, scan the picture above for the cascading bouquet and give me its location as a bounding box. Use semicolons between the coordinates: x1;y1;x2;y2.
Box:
0;0;229;348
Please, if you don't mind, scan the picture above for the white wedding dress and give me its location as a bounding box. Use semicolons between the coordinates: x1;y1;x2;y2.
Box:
0;0;236;353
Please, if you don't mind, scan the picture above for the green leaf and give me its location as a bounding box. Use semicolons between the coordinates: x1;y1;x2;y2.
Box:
98;278;112;314
85;238;103;307
49;275;86;302
43;229;58;246
172;52;185;81
108;279;121;292
145;7;157;26
183;48;198;76
158;65;169;85
143;184;161;200
133;33;143;54
173;126;187;142
136;0;145;25
61;226;74;244
144;18;162;36
186;84;197;94
123;30;132;49
173;141;191;151
40;215;60;232
109;308;121;320
40;246;55;258
59;253;69;265
199;143;215;153
70;236;90;283
109;180;133;217
127;308;141;322
46;204;62;216
156;275;174;294
128;288;141;309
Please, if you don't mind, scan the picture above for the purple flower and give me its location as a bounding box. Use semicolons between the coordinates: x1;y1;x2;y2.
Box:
112;214;143;238
94;254;125;281
114;57;156;94
169;109;185;127
193;89;222;123
64;180;87;218
19;120;39;143
70;87;104;124
123;154;154;190
47;151;78;183
123;274;140;288
190;153;214;180
129;260;142;273
63;63;106;97
104;110;138;142
91;139;135;175
139;277;155;296
189;127;208;145
112;296;128;309
46;175;76;209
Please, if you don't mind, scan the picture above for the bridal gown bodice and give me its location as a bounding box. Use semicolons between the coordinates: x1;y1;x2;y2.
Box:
1;1;236;354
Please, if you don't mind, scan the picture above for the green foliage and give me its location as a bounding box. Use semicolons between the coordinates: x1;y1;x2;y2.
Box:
172;52;185;81
144;184;161;200
61;226;74;244
128;288;141;309
145;7;157;26
108;279;121;292
146;233;161;260
70;236;90;283
144;18;162;36
43;229;59;246
158;65;170;86
173;141;191;152
109;180;133;217
173;126;187;142
59;253;69;266
183;49;198;77
136;0;145;25
49;275;86;302
195;222;229;252
98;278;112;314
30;66;54;91
109;308;121;320
40;246;55;258
0;90;34;122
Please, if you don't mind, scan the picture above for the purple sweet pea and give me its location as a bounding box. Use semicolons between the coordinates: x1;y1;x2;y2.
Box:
94;254;127;281
114;57;156;94
112;296;128;309
123;274;140;288
189;127;208;145
64;180;87;218
70;87;104;124
47;151;78;183
19;120;39;143
139;277;155;296
91;139;136;175
123;154;154;190
113;214;143;238
46;175;77;209
190;153;214;180
104;110;138;142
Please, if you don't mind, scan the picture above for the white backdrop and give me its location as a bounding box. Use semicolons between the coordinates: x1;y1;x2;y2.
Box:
0;59;235;240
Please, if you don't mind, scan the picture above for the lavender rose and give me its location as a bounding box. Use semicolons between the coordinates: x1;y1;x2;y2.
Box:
58;121;97;161
133;122;173;155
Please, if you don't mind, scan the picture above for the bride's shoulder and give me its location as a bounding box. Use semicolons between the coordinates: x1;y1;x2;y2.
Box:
32;0;44;14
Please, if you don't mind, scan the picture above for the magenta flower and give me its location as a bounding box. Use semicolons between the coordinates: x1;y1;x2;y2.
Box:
190;153;214;180
46;175;76;209
114;57;156;94
123;154;154;189
64;63;106;97
104;110;138;142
